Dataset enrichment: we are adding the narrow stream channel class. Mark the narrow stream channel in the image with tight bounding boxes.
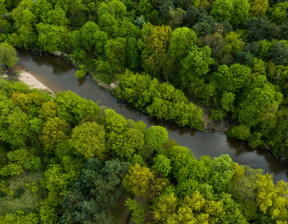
[16,49,288,182]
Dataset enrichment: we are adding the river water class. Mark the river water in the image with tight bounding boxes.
[16,49,288,182]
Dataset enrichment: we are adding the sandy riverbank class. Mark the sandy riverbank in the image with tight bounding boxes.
[2,65,53,94]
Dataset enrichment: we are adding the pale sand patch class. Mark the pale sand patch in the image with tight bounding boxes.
[18,71,53,93]
[3,65,53,94]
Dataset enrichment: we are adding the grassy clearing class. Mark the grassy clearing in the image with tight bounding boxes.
[0,171,43,215]
[92,71,115,84]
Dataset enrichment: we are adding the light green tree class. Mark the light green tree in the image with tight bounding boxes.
[145,126,169,151]
[104,108,128,133]
[40,117,70,151]
[108,128,145,160]
[231,0,250,26]
[168,27,197,60]
[69,122,106,160]
[36,23,70,52]
[181,45,214,88]
[152,154,172,177]
[105,37,126,73]
[210,0,233,22]
[0,43,18,68]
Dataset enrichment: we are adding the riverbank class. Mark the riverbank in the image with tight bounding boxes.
[48,51,225,132]
[15,49,288,182]
[2,65,53,94]
[200,105,229,133]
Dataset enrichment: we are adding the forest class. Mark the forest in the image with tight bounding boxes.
[0,0,288,158]
[0,79,287,223]
[0,0,288,223]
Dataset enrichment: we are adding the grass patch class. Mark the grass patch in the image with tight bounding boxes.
[0,171,43,215]
[92,71,115,84]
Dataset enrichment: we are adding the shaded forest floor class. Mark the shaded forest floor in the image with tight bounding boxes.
[0,171,43,215]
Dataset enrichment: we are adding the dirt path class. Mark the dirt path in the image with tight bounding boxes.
[0,198,35,209]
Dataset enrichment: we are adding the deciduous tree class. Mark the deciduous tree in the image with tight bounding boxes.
[0,43,18,68]
[69,122,106,160]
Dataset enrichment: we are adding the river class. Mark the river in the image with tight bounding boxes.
[16,49,288,182]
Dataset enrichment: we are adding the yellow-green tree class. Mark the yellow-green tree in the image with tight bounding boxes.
[250,0,269,17]
[123,163,169,199]
[40,117,70,151]
[69,122,106,160]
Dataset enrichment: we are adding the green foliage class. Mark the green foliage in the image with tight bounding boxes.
[116,71,204,130]
[60,158,129,224]
[221,92,235,112]
[104,108,128,134]
[0,80,287,223]
[108,128,145,160]
[0,43,18,68]
[126,37,140,70]
[236,83,282,127]
[0,211,39,224]
[256,174,274,213]
[2,0,288,221]
[168,27,197,60]
[38,100,57,120]
[105,37,126,73]
[74,69,86,79]
[126,198,147,224]
[145,126,169,151]
[152,154,172,177]
[250,0,269,17]
[5,110,31,148]
[44,163,79,198]
[213,63,251,93]
[123,163,169,199]
[40,117,70,151]
[7,147,41,171]
[181,45,214,88]
[36,23,70,52]
[210,0,233,22]
[56,91,100,126]
[229,125,251,141]
[268,42,288,66]
[70,122,106,160]
[0,163,23,177]
[141,24,173,78]
[268,2,288,25]
[231,0,250,26]
[210,154,235,193]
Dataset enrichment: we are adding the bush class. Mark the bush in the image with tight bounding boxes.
[75,69,86,78]
[14,187,25,198]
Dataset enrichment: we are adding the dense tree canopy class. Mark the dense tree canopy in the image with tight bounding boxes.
[1,0,288,222]
[0,80,287,224]
[1,0,288,159]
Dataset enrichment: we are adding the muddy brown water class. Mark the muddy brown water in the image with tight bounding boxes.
[16,49,288,182]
